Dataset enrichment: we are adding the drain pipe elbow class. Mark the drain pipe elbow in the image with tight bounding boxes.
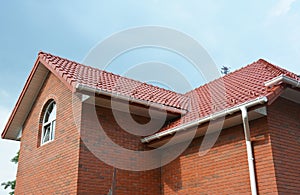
[241,106,250,141]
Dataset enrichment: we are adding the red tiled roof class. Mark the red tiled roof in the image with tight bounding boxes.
[38,52,190,110]
[161,59,300,131]
[3,51,299,140]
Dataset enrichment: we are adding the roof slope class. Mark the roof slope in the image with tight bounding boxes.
[160,59,300,131]
[39,52,189,110]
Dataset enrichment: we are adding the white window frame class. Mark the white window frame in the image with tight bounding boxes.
[41,100,56,145]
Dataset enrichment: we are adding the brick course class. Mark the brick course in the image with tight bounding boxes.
[268,97,300,194]
[162,117,278,194]
[77,103,161,194]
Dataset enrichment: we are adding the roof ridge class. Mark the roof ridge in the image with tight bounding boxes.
[184,61,254,95]
[185,58,299,95]
[257,58,300,81]
[39,51,103,72]
[39,51,205,98]
[38,51,187,96]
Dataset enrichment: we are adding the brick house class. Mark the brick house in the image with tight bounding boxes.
[2,52,300,194]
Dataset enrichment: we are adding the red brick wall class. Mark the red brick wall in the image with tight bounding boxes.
[15,73,82,194]
[15,71,298,195]
[161,117,278,194]
[77,102,161,194]
[268,97,300,194]
[15,72,161,195]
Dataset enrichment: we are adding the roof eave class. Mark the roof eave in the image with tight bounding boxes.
[75,83,188,116]
[1,58,48,140]
[264,74,300,88]
[141,96,268,143]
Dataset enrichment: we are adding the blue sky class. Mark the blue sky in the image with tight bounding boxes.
[1,0,300,194]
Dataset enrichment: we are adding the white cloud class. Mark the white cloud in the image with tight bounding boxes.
[270,0,297,16]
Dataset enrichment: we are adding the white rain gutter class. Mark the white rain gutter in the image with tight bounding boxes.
[75,83,187,115]
[141,96,268,143]
[240,106,257,195]
[264,74,300,88]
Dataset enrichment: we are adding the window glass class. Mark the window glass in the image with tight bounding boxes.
[41,100,56,145]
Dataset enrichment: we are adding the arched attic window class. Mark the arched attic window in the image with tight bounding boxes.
[41,100,56,145]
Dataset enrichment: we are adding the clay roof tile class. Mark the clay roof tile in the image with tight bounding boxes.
[38,52,189,110]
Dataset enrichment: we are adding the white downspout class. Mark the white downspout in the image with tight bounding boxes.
[240,106,257,195]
